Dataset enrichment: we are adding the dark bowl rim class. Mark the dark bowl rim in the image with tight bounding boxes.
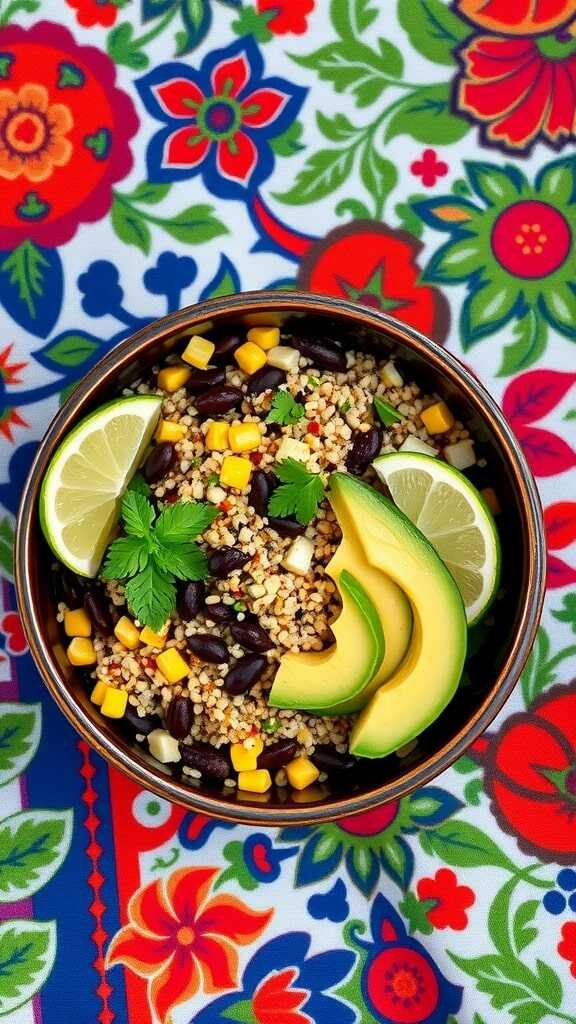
[15,289,546,826]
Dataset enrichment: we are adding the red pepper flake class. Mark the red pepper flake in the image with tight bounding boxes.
[308,421,320,435]
[141,657,157,670]
[164,491,179,504]
[250,451,263,465]
[219,500,232,512]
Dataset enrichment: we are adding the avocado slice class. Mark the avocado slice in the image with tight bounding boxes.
[268,569,384,714]
[326,517,412,709]
[329,473,467,758]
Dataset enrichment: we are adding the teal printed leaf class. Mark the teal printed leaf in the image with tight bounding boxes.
[275,147,355,205]
[360,145,397,211]
[123,182,171,205]
[0,809,73,901]
[0,919,56,1016]
[386,84,470,144]
[270,121,305,156]
[37,332,101,369]
[159,205,228,245]
[111,198,151,254]
[292,40,397,108]
[0,241,62,338]
[0,704,41,788]
[0,518,14,580]
[466,161,527,205]
[419,821,516,870]
[497,310,547,377]
[398,0,471,65]
[513,900,539,954]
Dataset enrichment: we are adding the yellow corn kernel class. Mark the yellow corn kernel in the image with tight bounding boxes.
[155,419,186,443]
[158,365,192,393]
[114,616,140,650]
[206,421,230,451]
[230,736,264,772]
[182,335,215,369]
[101,687,128,719]
[237,769,272,794]
[139,623,169,649]
[286,756,320,791]
[157,647,189,684]
[220,455,252,490]
[247,326,280,351]
[67,637,96,667]
[234,341,267,375]
[228,422,261,453]
[90,680,109,706]
[64,608,92,638]
[481,487,501,516]
[420,401,455,434]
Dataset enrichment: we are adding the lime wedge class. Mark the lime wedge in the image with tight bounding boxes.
[40,395,162,577]
[373,452,500,625]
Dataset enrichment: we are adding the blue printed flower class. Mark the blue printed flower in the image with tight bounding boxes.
[136,37,306,197]
[352,895,462,1024]
[78,260,124,317]
[192,932,355,1024]
[143,251,197,295]
[543,868,576,915]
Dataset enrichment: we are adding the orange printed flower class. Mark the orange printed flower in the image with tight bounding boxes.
[252,967,310,1024]
[0,83,72,183]
[458,0,575,35]
[106,867,272,1024]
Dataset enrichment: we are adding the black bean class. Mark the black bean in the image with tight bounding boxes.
[246,365,285,396]
[177,580,205,621]
[249,470,275,517]
[143,442,176,483]
[311,746,357,775]
[258,739,298,773]
[179,741,229,782]
[188,633,229,664]
[208,547,250,578]
[195,384,242,416]
[212,332,242,363]
[202,601,235,624]
[122,704,160,738]
[84,589,112,635]
[166,696,194,739]
[230,616,273,653]
[292,336,347,372]
[346,424,383,474]
[268,516,304,538]
[57,566,85,607]
[186,367,225,395]
[223,654,267,695]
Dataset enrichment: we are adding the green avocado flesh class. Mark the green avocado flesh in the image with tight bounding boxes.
[268,569,385,714]
[329,473,467,758]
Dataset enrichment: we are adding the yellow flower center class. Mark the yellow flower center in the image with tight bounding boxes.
[391,968,418,999]
[5,110,47,154]
[514,223,549,257]
[176,926,195,947]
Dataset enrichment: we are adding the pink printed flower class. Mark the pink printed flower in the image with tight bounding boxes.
[257,0,315,35]
[106,867,272,1024]
[410,149,448,188]
[502,370,576,479]
[417,869,475,930]
[137,37,306,198]
[544,502,576,588]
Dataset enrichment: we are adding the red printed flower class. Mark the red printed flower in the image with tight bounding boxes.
[0,21,137,248]
[544,502,576,589]
[502,369,576,479]
[106,867,272,1024]
[410,149,448,188]
[253,967,309,1024]
[416,869,475,930]
[297,221,450,344]
[65,0,119,28]
[257,0,315,35]
[0,345,26,385]
[484,682,576,864]
[458,0,575,35]
[0,612,28,655]
[559,921,576,979]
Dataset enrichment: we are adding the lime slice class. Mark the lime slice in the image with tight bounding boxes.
[40,395,162,577]
[373,452,500,625]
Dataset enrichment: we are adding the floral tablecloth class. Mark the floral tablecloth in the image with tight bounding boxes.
[1,1,576,1022]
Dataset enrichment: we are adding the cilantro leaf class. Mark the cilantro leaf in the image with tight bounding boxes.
[121,491,155,537]
[127,473,151,497]
[155,501,219,544]
[125,563,175,633]
[101,536,149,580]
[268,458,326,525]
[153,542,209,581]
[267,391,305,426]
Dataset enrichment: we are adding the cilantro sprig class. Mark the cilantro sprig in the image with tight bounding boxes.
[268,458,326,525]
[266,390,305,426]
[101,492,218,630]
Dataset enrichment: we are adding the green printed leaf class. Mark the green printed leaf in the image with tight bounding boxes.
[497,310,547,377]
[533,960,562,1007]
[0,518,14,580]
[0,704,41,788]
[38,332,101,369]
[552,594,576,634]
[386,84,470,144]
[536,157,576,205]
[0,810,73,901]
[463,777,483,806]
[450,952,538,1010]
[0,240,52,321]
[124,182,171,205]
[453,754,478,774]
[231,5,274,42]
[0,920,56,1016]
[111,198,151,254]
[107,22,149,70]
[270,121,305,156]
[336,198,372,219]
[395,200,424,238]
[360,145,397,211]
[520,626,576,706]
[513,900,539,954]
[419,821,516,870]
[398,891,434,935]
[292,40,395,107]
[317,111,359,143]
[460,279,518,348]
[159,205,228,245]
[398,0,469,65]
[466,162,527,205]
[275,147,355,205]
[331,0,379,38]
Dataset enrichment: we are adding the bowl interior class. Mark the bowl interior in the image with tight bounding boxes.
[17,293,543,824]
